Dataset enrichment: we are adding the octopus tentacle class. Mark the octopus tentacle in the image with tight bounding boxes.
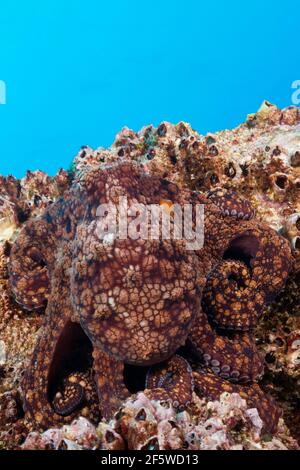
[21,246,86,429]
[201,224,291,332]
[22,312,74,429]
[188,309,264,383]
[143,388,174,405]
[92,348,130,420]
[52,380,85,416]
[8,159,292,436]
[207,188,255,220]
[246,226,292,302]
[9,218,53,310]
[145,355,194,410]
[53,370,100,422]
[220,226,291,302]
[8,193,79,311]
[193,369,282,434]
[22,313,95,428]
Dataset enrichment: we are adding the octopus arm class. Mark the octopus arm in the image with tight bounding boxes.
[9,218,54,310]
[188,309,264,383]
[143,388,174,405]
[22,311,74,429]
[193,369,282,434]
[22,253,84,429]
[9,193,83,311]
[52,380,85,417]
[218,224,292,302]
[145,355,194,410]
[92,348,130,420]
[207,188,255,220]
[201,223,292,331]
[202,259,266,330]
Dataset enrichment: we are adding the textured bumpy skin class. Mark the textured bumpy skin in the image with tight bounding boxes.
[9,160,292,432]
[52,378,85,416]
[193,369,282,434]
[202,260,264,330]
[207,188,255,220]
[188,309,265,383]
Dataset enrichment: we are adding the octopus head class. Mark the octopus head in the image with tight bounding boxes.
[70,218,200,366]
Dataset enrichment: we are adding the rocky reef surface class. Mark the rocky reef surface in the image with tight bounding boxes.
[21,392,298,450]
[0,102,299,450]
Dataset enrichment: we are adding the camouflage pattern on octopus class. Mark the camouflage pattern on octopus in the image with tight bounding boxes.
[8,159,292,433]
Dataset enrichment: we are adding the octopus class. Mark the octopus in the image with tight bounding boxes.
[8,159,292,433]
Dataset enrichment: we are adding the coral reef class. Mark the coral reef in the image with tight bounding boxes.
[8,158,290,433]
[0,102,299,450]
[72,101,300,239]
[0,242,42,396]
[0,170,70,244]
[0,171,71,448]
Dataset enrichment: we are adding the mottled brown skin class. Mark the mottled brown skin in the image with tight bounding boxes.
[92,349,130,419]
[145,193,291,433]
[10,162,200,426]
[188,309,264,383]
[53,380,85,417]
[145,355,281,434]
[52,370,99,419]
[207,188,255,220]
[145,355,194,411]
[9,161,292,432]
[202,259,264,330]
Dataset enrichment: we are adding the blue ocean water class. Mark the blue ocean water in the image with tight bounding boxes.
[0,0,299,178]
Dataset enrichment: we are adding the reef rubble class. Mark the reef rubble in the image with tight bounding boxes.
[0,102,299,450]
[21,392,298,450]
